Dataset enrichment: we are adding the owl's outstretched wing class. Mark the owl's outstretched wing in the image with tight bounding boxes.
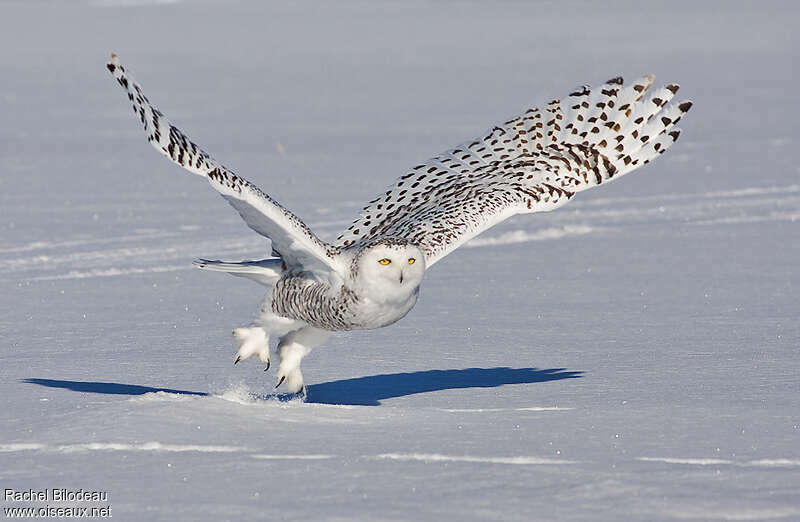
[338,75,692,267]
[107,54,342,276]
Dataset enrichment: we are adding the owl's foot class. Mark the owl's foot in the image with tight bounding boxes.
[273,326,331,394]
[275,361,304,394]
[232,326,270,369]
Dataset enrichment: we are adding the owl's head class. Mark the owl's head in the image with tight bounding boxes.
[351,238,426,301]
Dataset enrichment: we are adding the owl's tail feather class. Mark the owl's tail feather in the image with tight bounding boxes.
[194,258,283,286]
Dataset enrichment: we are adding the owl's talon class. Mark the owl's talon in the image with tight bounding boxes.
[264,360,270,371]
[275,375,285,389]
[234,355,241,365]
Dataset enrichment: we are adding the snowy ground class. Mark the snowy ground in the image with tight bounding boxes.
[1,1,798,520]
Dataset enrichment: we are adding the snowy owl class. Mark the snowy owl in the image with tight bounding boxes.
[107,54,692,394]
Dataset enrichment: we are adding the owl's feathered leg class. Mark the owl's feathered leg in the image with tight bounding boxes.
[275,326,331,394]
[233,291,306,370]
[232,326,270,368]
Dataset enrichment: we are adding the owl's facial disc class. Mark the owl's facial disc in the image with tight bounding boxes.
[355,241,425,300]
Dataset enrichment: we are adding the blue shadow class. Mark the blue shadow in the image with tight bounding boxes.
[23,367,581,406]
[306,367,582,406]
[22,378,208,397]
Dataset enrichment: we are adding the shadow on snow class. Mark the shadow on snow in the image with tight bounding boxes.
[21,378,208,397]
[306,367,582,406]
[22,367,582,406]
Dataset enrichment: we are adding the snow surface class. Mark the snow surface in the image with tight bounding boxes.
[1,1,798,520]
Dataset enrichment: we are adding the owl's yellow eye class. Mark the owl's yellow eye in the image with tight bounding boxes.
[378,258,391,265]
[408,258,416,265]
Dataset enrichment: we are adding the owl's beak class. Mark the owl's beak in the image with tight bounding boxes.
[399,271,404,284]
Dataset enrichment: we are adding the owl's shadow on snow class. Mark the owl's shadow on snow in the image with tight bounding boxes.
[306,367,581,405]
[21,378,209,397]
[22,367,581,406]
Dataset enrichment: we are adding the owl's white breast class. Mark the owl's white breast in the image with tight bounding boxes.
[353,285,420,330]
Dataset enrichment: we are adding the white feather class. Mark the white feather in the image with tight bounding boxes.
[194,258,283,286]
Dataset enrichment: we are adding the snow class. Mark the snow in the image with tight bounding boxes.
[1,1,798,520]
